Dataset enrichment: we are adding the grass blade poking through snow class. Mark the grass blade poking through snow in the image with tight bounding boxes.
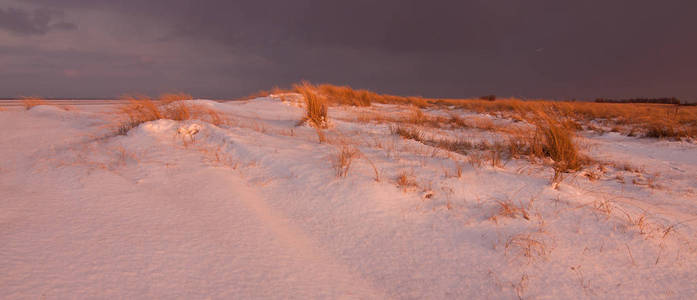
[535,116,583,172]
[332,145,358,177]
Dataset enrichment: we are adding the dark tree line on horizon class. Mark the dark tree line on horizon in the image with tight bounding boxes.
[595,97,683,105]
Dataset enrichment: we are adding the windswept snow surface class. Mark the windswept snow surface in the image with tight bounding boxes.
[1,99,697,299]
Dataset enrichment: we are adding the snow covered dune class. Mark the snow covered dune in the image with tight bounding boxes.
[1,100,696,298]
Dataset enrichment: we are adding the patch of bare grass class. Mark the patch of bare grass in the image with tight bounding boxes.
[159,92,193,104]
[295,82,328,129]
[534,116,584,172]
[644,121,691,139]
[115,95,225,135]
[492,197,535,222]
[265,83,697,139]
[332,145,358,177]
[21,97,48,110]
[317,84,372,106]
[390,125,424,142]
[117,97,163,134]
[395,170,419,192]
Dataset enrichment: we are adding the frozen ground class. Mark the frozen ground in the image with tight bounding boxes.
[1,98,696,299]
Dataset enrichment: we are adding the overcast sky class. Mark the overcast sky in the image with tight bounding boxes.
[1,0,696,100]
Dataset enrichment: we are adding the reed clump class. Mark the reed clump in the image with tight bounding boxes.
[295,82,329,129]
[116,93,223,135]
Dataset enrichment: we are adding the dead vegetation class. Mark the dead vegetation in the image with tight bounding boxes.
[295,82,329,129]
[353,107,508,134]
[21,97,48,110]
[533,115,585,172]
[391,116,586,175]
[505,233,549,262]
[332,145,358,177]
[115,93,224,135]
[267,84,593,184]
[264,83,697,140]
[158,92,193,104]
[395,170,419,192]
[246,86,291,100]
[494,199,532,221]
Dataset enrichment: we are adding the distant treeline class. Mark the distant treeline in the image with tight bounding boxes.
[595,97,681,104]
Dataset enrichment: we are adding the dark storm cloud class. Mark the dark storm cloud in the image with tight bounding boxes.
[5,0,697,99]
[0,7,76,35]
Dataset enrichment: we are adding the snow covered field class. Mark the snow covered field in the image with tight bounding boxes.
[1,97,696,299]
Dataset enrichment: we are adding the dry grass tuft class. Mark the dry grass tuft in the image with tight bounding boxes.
[488,146,505,168]
[295,82,328,129]
[332,145,358,177]
[164,102,193,121]
[407,106,427,124]
[644,121,694,139]
[115,94,224,135]
[317,84,372,106]
[505,234,548,261]
[390,125,423,141]
[395,170,419,192]
[204,108,224,126]
[494,199,532,221]
[21,97,48,110]
[117,97,163,134]
[625,213,649,235]
[535,117,583,172]
[468,152,484,168]
[593,198,614,216]
[159,92,193,104]
[314,127,327,143]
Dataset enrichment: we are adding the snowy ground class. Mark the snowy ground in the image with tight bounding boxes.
[1,98,696,299]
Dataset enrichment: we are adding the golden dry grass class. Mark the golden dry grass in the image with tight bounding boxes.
[115,95,224,135]
[395,170,419,192]
[390,125,424,141]
[164,102,193,121]
[332,145,358,177]
[246,86,285,99]
[159,92,193,104]
[294,82,328,129]
[442,100,696,139]
[21,97,48,110]
[117,98,162,135]
[533,114,584,172]
[315,84,372,106]
[391,120,585,175]
[270,83,697,139]
[494,200,531,220]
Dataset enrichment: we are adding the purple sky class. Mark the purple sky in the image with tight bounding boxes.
[1,0,696,100]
